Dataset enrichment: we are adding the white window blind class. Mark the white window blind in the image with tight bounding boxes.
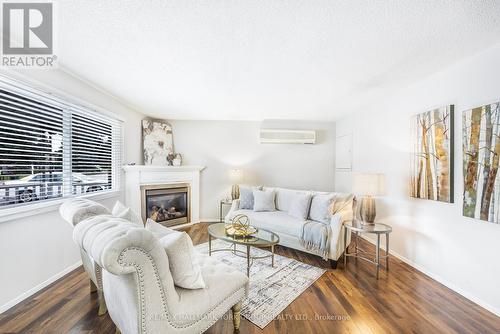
[0,77,123,208]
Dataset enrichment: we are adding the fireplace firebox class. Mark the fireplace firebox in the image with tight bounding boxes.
[140,183,190,227]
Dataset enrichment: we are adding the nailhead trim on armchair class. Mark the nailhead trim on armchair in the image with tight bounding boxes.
[118,247,246,333]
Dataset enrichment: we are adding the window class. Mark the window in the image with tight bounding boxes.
[0,77,123,208]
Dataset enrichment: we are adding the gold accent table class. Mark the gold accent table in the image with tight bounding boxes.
[208,223,280,277]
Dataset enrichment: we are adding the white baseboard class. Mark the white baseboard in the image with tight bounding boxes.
[170,221,198,230]
[200,218,220,223]
[171,219,219,230]
[358,235,500,317]
[0,260,82,314]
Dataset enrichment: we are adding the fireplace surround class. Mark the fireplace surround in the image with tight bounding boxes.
[123,165,205,227]
[141,183,190,227]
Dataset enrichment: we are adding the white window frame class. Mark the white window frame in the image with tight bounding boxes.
[0,74,124,223]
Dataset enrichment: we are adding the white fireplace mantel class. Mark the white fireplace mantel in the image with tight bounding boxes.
[122,165,206,226]
[122,165,205,173]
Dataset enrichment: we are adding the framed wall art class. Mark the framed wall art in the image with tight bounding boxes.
[410,105,454,203]
[142,119,174,165]
[463,101,500,223]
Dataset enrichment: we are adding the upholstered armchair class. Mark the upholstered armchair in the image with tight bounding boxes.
[72,214,249,334]
[59,198,111,315]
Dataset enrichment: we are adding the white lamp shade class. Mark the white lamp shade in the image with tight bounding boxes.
[352,173,385,196]
[229,169,243,183]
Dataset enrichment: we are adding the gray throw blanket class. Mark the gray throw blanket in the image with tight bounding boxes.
[300,220,330,260]
[300,194,355,260]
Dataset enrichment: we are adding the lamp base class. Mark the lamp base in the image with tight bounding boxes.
[360,196,376,224]
[231,184,240,200]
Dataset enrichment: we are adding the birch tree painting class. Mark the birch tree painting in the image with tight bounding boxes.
[410,106,454,202]
[463,102,500,223]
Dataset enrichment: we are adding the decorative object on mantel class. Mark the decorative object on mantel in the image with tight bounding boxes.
[352,172,385,224]
[410,105,454,203]
[229,168,243,200]
[463,101,500,223]
[173,153,182,166]
[225,214,258,237]
[166,153,175,166]
[142,119,174,165]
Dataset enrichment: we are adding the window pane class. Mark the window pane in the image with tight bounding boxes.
[70,112,112,195]
[0,89,64,206]
[0,79,122,210]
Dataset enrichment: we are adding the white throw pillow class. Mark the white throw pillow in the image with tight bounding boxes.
[146,218,178,239]
[275,188,306,212]
[288,192,312,220]
[308,194,335,223]
[112,201,143,225]
[112,200,129,217]
[253,189,276,212]
[239,185,262,209]
[159,232,206,289]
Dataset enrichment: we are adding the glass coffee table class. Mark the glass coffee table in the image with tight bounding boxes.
[208,223,280,277]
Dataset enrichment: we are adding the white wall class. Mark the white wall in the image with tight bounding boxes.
[0,68,145,312]
[336,43,500,316]
[169,119,336,219]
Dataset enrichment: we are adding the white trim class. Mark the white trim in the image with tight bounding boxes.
[200,218,220,223]
[122,165,206,172]
[0,260,82,314]
[0,190,121,223]
[152,219,216,230]
[170,221,199,230]
[358,235,500,317]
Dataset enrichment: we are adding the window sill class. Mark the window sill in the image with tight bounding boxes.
[0,190,121,224]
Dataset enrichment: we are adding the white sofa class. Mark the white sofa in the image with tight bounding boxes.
[225,187,356,268]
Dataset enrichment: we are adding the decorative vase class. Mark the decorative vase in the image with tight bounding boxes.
[231,184,240,200]
[173,153,182,166]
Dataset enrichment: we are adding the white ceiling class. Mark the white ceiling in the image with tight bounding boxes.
[56,1,500,121]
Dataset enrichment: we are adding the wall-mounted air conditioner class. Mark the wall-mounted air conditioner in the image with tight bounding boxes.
[259,129,316,144]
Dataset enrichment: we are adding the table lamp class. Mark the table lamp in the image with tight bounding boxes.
[229,169,243,200]
[352,172,385,224]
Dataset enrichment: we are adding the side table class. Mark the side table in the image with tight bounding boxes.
[219,199,233,222]
[343,220,392,279]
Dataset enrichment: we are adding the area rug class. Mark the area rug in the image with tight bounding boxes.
[195,239,326,328]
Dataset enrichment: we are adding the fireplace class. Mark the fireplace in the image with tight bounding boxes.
[123,165,204,226]
[140,183,190,227]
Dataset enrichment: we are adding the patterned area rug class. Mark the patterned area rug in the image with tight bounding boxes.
[195,239,326,328]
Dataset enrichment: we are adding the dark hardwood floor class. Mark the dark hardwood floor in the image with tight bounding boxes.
[1,223,499,333]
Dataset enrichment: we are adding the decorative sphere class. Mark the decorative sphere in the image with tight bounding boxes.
[229,214,251,235]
